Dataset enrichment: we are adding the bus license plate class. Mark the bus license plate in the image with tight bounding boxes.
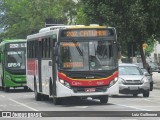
[85,88,96,92]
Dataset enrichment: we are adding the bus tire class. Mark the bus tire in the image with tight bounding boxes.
[53,97,61,105]
[35,89,42,101]
[99,95,108,104]
[49,79,52,96]
[34,79,41,101]
[133,93,138,97]
[24,86,28,91]
[4,87,10,92]
[1,77,4,91]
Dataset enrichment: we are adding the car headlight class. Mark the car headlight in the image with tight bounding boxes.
[141,77,148,83]
[118,77,125,84]
[59,79,70,88]
[109,77,118,87]
[146,76,152,82]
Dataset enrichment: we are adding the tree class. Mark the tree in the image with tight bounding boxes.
[76,0,160,69]
[0,0,76,39]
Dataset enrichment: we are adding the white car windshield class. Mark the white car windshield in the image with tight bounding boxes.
[119,66,143,75]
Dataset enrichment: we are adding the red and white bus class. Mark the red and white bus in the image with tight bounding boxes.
[26,25,120,105]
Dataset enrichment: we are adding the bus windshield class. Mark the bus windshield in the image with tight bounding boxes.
[59,40,116,71]
[6,50,26,69]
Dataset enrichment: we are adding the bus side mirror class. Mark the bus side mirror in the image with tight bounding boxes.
[52,47,58,63]
[49,61,52,66]
[117,44,121,59]
[53,47,58,56]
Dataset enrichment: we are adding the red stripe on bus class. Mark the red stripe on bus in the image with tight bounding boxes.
[58,71,118,87]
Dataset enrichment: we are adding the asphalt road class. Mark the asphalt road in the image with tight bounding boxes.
[0,88,159,111]
[0,72,160,120]
[0,88,160,119]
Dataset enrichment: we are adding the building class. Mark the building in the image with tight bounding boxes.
[148,41,160,64]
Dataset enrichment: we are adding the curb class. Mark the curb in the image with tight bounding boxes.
[153,84,160,89]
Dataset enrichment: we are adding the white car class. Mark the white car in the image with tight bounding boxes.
[134,63,153,91]
[118,63,150,97]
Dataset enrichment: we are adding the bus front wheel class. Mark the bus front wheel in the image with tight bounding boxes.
[99,95,108,104]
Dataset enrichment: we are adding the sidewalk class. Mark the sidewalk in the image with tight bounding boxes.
[152,72,160,89]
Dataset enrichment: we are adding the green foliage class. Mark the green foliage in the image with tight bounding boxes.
[0,0,76,39]
[145,37,157,55]
[1,0,160,58]
[76,0,160,56]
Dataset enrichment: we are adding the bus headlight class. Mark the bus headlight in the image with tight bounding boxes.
[59,79,70,88]
[109,77,118,87]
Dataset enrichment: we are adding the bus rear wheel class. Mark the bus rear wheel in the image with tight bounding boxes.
[34,81,41,101]
[4,87,10,92]
[99,95,108,104]
[35,92,42,101]
[53,97,62,105]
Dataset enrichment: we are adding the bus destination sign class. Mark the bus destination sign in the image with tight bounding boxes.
[9,43,26,49]
[61,29,114,37]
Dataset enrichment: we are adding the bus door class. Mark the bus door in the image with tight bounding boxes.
[0,50,5,88]
[52,40,57,96]
[37,40,42,92]
[41,39,52,95]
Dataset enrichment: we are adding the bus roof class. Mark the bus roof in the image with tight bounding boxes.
[39,25,112,33]
[0,39,26,47]
[27,25,116,40]
[0,39,26,44]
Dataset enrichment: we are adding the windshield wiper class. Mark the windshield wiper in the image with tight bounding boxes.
[129,74,139,75]
[71,39,83,56]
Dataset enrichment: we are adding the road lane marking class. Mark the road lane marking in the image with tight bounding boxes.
[9,98,38,111]
[0,95,5,98]
[144,99,160,104]
[115,103,151,111]
[74,106,88,108]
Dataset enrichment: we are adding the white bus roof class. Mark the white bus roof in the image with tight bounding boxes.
[39,25,110,33]
[27,25,115,40]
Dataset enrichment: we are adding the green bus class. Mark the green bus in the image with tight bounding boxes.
[0,39,27,92]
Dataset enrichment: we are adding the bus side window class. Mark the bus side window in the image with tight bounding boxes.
[48,38,51,58]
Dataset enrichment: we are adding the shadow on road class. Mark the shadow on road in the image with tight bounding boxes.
[42,97,115,106]
[0,87,33,93]
[110,94,143,98]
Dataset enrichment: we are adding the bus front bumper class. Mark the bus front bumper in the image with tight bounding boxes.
[56,81,119,97]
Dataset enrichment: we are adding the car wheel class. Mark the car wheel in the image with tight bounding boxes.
[143,91,149,97]
[99,95,108,104]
